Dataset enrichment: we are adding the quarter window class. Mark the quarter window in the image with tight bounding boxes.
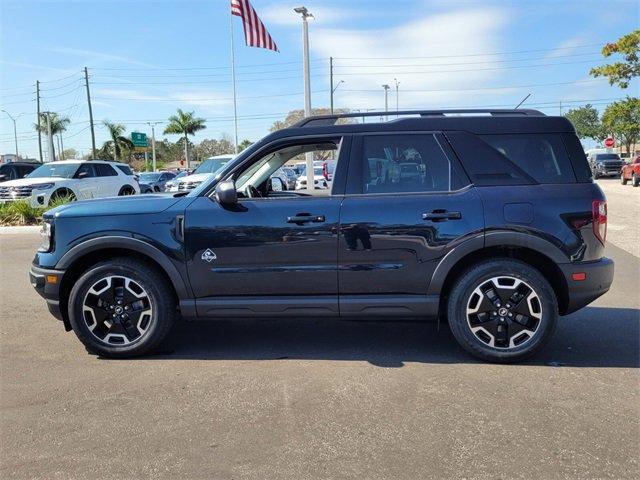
[360,134,466,194]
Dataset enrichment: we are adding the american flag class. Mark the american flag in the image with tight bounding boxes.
[231,0,279,52]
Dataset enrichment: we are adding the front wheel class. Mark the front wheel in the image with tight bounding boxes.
[447,259,557,363]
[621,172,628,185]
[68,258,176,358]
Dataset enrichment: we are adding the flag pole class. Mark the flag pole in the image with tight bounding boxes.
[230,10,239,154]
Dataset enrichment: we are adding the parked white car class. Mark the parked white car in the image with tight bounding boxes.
[169,155,234,192]
[295,166,328,190]
[0,160,139,207]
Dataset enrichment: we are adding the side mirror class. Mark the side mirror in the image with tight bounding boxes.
[0,174,6,181]
[215,179,237,205]
[270,176,284,192]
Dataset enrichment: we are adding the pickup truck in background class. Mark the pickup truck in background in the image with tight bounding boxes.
[620,155,640,187]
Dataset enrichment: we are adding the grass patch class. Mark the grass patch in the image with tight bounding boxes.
[0,196,74,226]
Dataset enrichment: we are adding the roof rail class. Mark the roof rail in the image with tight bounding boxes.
[294,109,545,127]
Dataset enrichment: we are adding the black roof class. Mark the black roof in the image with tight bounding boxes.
[263,109,575,143]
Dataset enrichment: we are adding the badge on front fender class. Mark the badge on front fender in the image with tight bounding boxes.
[201,249,217,263]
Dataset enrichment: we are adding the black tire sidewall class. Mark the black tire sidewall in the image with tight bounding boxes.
[447,259,558,363]
[68,259,174,357]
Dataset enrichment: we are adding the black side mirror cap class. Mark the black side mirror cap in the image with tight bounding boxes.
[215,180,237,205]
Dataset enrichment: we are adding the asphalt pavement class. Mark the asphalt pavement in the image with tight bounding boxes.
[1,222,639,479]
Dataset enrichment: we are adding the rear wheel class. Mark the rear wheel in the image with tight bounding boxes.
[447,259,557,363]
[633,173,639,187]
[68,258,175,358]
[118,185,136,196]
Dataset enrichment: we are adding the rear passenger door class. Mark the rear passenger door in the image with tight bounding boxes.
[74,163,99,199]
[338,133,484,316]
[94,163,121,197]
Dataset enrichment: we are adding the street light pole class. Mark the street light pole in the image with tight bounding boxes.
[382,84,390,120]
[147,122,160,172]
[42,111,55,162]
[393,78,400,114]
[1,110,18,157]
[294,6,315,192]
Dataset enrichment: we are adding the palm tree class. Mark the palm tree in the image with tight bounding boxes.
[102,120,134,161]
[34,112,70,161]
[163,109,206,169]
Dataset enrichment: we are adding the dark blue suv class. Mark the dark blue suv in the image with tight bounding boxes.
[30,109,614,362]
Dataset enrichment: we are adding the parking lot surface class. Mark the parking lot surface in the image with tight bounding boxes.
[1,185,638,480]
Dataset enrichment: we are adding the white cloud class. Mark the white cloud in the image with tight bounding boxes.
[310,8,511,110]
[46,47,156,69]
[544,37,590,59]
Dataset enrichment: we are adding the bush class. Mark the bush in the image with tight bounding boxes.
[0,196,73,226]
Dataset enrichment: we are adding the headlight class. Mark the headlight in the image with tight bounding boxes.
[33,183,55,190]
[38,221,53,252]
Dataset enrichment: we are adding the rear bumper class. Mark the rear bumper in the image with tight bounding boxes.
[29,264,65,322]
[560,257,614,314]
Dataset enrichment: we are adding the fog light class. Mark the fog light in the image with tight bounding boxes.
[37,195,45,205]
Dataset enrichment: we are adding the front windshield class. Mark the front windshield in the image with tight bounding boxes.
[139,172,161,181]
[596,154,620,161]
[27,163,79,179]
[194,157,232,174]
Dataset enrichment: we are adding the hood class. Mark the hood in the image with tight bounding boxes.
[0,177,64,187]
[178,173,214,183]
[45,194,183,219]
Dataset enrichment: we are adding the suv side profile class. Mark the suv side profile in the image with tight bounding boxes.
[30,109,614,362]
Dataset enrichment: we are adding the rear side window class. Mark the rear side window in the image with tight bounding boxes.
[95,163,118,177]
[479,134,576,184]
[116,165,133,175]
[360,134,467,194]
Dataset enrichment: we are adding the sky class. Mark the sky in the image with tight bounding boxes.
[1,0,639,160]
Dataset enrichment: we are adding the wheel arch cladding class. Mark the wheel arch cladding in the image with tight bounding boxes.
[432,244,569,316]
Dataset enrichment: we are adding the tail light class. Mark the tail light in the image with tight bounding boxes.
[592,200,607,245]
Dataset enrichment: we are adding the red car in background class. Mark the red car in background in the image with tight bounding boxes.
[620,155,640,187]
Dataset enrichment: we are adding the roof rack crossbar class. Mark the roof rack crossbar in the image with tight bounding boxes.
[294,108,545,127]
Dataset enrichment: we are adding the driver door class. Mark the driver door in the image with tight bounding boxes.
[184,136,350,317]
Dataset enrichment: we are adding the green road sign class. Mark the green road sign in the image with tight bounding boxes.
[131,132,148,148]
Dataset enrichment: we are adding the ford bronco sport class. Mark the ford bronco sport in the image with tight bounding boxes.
[30,109,614,362]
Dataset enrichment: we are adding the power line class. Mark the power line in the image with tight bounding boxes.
[342,79,603,93]
[88,58,326,72]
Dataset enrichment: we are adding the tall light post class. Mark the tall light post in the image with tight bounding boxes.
[42,111,55,162]
[1,110,18,157]
[294,6,315,191]
[382,84,390,120]
[147,122,160,172]
[393,78,400,113]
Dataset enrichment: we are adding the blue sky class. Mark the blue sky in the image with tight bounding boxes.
[1,0,638,159]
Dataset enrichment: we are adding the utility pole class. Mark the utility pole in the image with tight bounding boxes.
[331,80,344,115]
[393,78,400,113]
[42,111,54,162]
[59,132,64,158]
[84,67,96,158]
[1,110,18,157]
[329,57,333,114]
[559,100,563,116]
[36,81,43,162]
[147,122,160,172]
[382,84,390,119]
[294,6,315,192]
[56,135,63,160]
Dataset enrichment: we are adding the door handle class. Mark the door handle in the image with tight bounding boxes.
[422,210,462,222]
[287,214,326,224]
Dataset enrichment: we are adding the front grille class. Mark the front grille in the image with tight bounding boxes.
[0,185,33,200]
[177,181,201,191]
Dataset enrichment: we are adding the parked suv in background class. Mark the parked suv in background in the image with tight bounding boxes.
[0,160,138,206]
[138,171,176,193]
[620,155,640,186]
[169,155,234,192]
[30,109,613,362]
[589,153,625,178]
[0,162,40,182]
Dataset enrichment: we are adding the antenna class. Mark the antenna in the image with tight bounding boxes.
[515,93,532,109]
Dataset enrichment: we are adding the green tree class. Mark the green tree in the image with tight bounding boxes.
[61,148,78,159]
[590,30,640,89]
[34,112,70,161]
[163,109,206,169]
[237,139,253,152]
[194,136,235,161]
[269,108,350,132]
[601,97,640,154]
[564,104,604,142]
[102,121,135,162]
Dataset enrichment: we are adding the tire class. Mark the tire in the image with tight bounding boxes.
[48,189,76,206]
[118,185,136,196]
[68,257,176,358]
[592,170,599,179]
[633,174,639,187]
[447,259,557,363]
[621,172,628,185]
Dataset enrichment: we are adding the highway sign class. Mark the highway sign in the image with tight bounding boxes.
[131,132,148,148]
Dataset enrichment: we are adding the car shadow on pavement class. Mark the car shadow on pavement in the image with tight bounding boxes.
[131,306,639,368]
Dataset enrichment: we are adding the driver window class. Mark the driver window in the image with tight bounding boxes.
[234,139,341,199]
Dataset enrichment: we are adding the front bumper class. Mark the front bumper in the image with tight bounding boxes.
[30,264,66,323]
[560,257,614,314]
